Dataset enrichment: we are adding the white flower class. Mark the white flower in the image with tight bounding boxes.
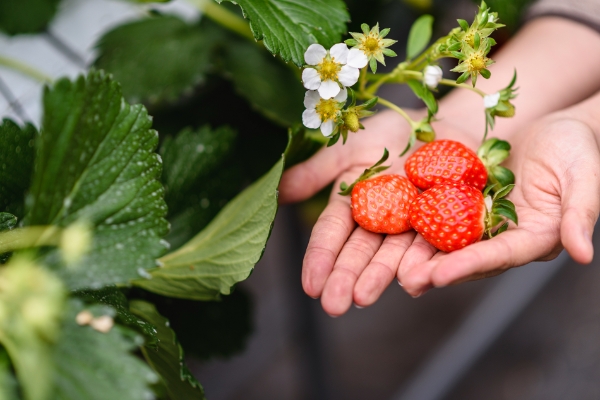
[423,65,443,89]
[483,92,501,108]
[302,88,348,136]
[302,43,365,99]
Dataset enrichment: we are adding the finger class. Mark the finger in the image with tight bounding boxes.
[279,144,350,204]
[560,158,600,264]
[397,234,438,282]
[302,197,355,298]
[425,228,554,288]
[353,231,417,307]
[320,228,384,316]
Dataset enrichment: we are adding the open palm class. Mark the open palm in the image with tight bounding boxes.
[399,117,600,296]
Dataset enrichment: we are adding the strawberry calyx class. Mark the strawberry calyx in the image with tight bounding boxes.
[478,137,515,189]
[482,183,518,238]
[339,148,390,195]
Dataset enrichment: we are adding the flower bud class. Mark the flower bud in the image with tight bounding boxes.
[483,92,500,108]
[423,65,443,89]
[494,101,515,117]
[343,111,361,133]
[60,221,92,265]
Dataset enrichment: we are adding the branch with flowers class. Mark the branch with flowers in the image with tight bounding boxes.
[301,1,517,153]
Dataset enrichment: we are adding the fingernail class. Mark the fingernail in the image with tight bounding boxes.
[397,280,403,287]
[412,288,430,298]
[309,296,319,300]
[354,304,364,309]
[327,313,339,318]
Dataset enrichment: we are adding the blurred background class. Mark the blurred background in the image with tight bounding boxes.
[2,0,600,399]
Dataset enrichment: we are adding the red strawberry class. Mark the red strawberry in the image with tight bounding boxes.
[409,184,486,252]
[351,174,419,234]
[405,140,487,191]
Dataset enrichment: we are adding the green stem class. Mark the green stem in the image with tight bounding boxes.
[190,0,254,41]
[359,67,367,92]
[0,226,61,254]
[365,94,417,128]
[439,78,486,96]
[0,56,53,84]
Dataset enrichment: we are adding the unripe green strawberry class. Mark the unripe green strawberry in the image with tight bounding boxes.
[405,140,487,191]
[409,184,486,252]
[351,174,419,234]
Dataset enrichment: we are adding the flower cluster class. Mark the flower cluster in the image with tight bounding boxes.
[302,26,396,139]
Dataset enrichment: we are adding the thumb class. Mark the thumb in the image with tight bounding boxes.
[279,144,350,204]
[560,156,600,264]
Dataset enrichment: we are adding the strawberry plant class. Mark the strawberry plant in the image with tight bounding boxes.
[0,0,520,397]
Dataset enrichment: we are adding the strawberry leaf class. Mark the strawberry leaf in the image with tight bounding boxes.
[215,0,349,67]
[0,0,60,35]
[493,184,515,200]
[284,126,326,169]
[407,80,438,115]
[132,157,283,300]
[129,300,206,400]
[407,15,433,59]
[221,37,305,127]
[493,205,518,225]
[25,71,170,290]
[0,119,36,218]
[95,15,219,107]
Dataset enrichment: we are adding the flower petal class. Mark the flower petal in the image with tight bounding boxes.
[334,87,348,102]
[302,68,321,90]
[320,119,335,136]
[347,48,368,68]
[305,44,327,65]
[318,79,341,99]
[423,65,443,88]
[303,90,321,109]
[329,43,349,64]
[338,65,359,87]
[483,92,501,108]
[302,109,322,129]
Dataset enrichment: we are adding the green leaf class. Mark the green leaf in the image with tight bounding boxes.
[133,157,284,300]
[0,213,17,263]
[407,80,438,115]
[130,300,205,400]
[165,164,244,250]
[0,0,61,35]
[221,38,305,127]
[480,68,491,79]
[493,184,515,200]
[406,14,433,59]
[0,213,16,233]
[25,71,169,290]
[456,71,470,84]
[0,119,36,218]
[457,18,469,31]
[493,205,518,225]
[161,126,237,215]
[52,300,158,400]
[490,166,515,187]
[76,287,158,347]
[284,126,325,169]
[94,15,219,106]
[400,133,416,157]
[216,0,349,67]
[0,347,18,400]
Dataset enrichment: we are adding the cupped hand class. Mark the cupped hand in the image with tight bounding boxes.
[279,110,477,316]
[399,116,600,297]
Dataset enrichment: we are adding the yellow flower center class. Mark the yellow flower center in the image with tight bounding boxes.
[318,58,341,81]
[466,52,487,72]
[315,99,340,122]
[360,36,381,57]
[464,31,475,47]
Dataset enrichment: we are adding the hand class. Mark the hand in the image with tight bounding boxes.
[279,110,478,315]
[399,116,600,297]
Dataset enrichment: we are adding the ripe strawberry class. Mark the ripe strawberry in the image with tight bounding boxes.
[405,140,487,191]
[409,184,485,252]
[409,183,518,252]
[351,174,419,234]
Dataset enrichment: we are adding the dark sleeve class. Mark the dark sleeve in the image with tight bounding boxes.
[526,0,600,33]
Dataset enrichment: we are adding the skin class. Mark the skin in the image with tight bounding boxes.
[279,17,600,316]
